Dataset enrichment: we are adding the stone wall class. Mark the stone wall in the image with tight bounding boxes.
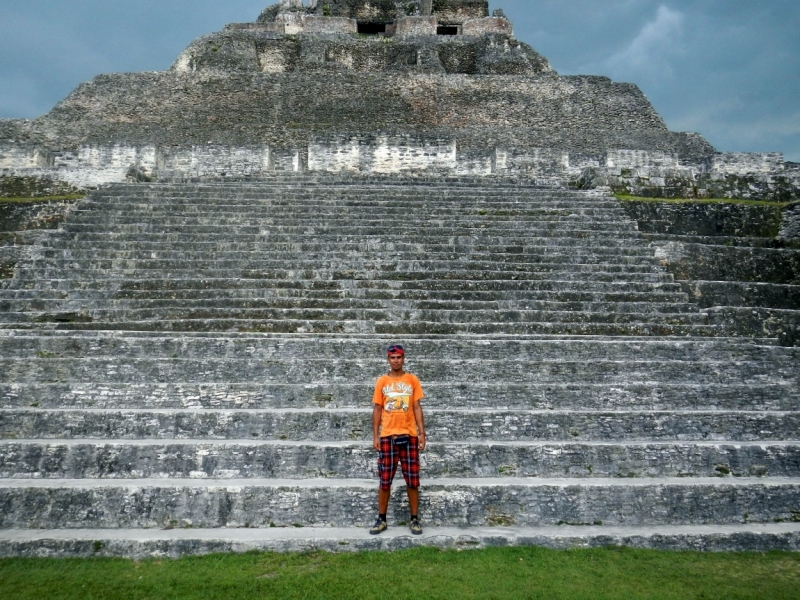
[0,144,49,170]
[308,135,456,173]
[578,165,800,202]
[620,201,784,238]
[462,17,512,36]
[0,175,83,198]
[171,30,551,76]
[4,140,797,190]
[712,153,784,175]
[158,145,271,178]
[290,1,487,22]
[626,197,800,344]
[395,16,437,37]
[779,203,800,240]
[604,150,678,169]
[0,198,78,280]
[433,0,488,23]
[16,72,698,157]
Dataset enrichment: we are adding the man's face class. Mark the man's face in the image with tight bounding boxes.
[387,352,405,371]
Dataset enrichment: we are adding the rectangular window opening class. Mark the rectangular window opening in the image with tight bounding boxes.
[437,26,459,35]
[358,22,387,35]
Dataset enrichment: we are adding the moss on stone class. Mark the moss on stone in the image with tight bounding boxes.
[614,194,792,208]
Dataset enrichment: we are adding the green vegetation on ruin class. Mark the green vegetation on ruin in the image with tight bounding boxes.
[1,546,799,599]
[614,194,793,208]
[0,195,85,204]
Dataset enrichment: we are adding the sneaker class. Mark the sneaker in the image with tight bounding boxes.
[369,518,388,535]
[409,517,423,535]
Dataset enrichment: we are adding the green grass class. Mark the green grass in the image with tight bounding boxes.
[0,195,85,204]
[1,547,799,599]
[614,194,792,208]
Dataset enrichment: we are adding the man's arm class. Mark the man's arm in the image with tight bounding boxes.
[413,401,426,451]
[372,403,382,451]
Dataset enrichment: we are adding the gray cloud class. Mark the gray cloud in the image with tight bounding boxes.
[1,1,797,160]
[499,0,800,160]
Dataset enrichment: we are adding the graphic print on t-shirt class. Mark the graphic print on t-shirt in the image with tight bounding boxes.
[382,381,413,413]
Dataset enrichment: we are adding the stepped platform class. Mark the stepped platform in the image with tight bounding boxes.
[0,179,798,557]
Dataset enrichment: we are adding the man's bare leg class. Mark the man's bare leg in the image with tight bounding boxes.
[407,487,419,516]
[378,488,391,514]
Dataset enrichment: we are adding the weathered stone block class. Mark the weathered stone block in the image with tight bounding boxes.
[713,153,784,176]
[395,16,437,37]
[462,17,512,36]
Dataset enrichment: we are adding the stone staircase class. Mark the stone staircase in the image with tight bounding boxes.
[0,178,798,557]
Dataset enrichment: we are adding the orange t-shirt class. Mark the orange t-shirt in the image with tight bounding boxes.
[372,373,424,437]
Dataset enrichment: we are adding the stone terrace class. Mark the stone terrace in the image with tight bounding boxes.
[0,177,798,557]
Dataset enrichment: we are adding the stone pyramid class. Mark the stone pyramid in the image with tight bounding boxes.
[0,2,797,557]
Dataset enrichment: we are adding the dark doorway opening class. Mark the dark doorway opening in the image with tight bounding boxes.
[437,26,459,35]
[358,22,387,35]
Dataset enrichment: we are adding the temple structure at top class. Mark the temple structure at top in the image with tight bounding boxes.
[255,0,505,36]
[171,0,550,75]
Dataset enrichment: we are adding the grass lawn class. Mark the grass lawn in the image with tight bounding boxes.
[1,547,799,600]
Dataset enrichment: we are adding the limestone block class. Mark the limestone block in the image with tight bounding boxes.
[157,145,271,177]
[433,0,488,23]
[271,148,306,171]
[223,23,285,33]
[500,149,569,177]
[371,136,456,173]
[606,150,679,169]
[712,153,784,176]
[462,17,512,36]
[394,16,437,37]
[277,12,305,34]
[779,203,800,240]
[0,145,52,169]
[308,137,363,172]
[302,16,357,34]
[456,152,493,175]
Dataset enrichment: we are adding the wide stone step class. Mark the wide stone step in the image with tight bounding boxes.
[93,189,609,201]
[3,524,799,557]
[23,258,663,275]
[3,381,795,411]
[12,269,673,284]
[682,281,800,311]
[1,440,797,480]
[0,318,722,336]
[9,354,787,384]
[49,232,649,246]
[1,333,792,365]
[1,408,795,442]
[0,288,691,305]
[0,477,797,528]
[33,238,656,255]
[37,249,658,266]
[69,204,630,216]
[64,217,637,231]
[0,299,703,318]
[8,277,684,294]
[75,192,620,201]
[71,206,631,221]
[58,223,635,236]
[37,230,654,246]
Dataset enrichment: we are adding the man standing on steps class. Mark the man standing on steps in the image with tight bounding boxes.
[370,344,426,535]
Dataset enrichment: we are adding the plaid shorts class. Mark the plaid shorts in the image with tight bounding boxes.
[378,436,420,491]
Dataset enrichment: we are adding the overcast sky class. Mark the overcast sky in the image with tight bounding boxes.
[0,1,797,160]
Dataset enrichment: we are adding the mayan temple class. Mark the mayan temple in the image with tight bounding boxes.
[0,1,798,557]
